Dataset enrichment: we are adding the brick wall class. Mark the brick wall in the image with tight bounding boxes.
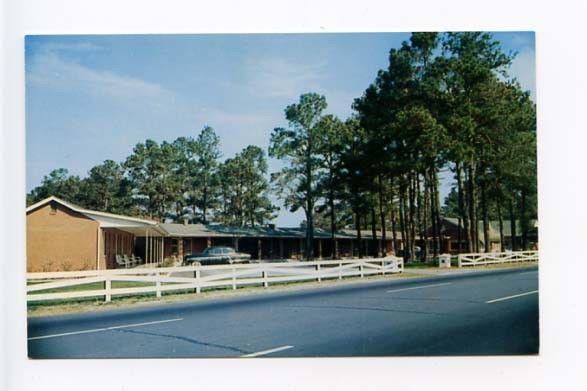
[26,202,100,272]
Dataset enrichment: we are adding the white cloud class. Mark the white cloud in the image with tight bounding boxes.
[41,42,104,52]
[244,57,328,99]
[197,106,272,127]
[27,50,177,108]
[508,47,536,100]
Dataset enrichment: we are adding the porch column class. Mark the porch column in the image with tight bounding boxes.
[156,235,160,263]
[146,229,150,265]
[350,239,354,258]
[234,237,239,251]
[177,237,183,260]
[318,239,323,259]
[257,238,262,260]
[299,239,303,259]
[333,238,338,259]
[206,237,212,248]
[96,227,101,270]
[279,239,284,259]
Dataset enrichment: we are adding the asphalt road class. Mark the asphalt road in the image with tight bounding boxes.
[28,266,539,358]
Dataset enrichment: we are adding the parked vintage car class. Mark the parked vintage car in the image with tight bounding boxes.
[184,246,252,265]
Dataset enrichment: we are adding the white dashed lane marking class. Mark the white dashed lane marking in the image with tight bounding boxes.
[28,318,184,340]
[486,290,538,304]
[386,282,452,293]
[241,345,294,357]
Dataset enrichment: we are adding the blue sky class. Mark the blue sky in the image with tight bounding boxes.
[25,32,535,226]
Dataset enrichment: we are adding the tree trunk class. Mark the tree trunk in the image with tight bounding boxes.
[356,211,363,258]
[416,173,424,261]
[509,199,517,251]
[481,178,490,253]
[457,217,462,253]
[203,187,208,224]
[521,189,528,250]
[497,200,505,252]
[456,161,471,252]
[371,207,378,257]
[432,168,443,254]
[408,173,417,261]
[378,175,387,257]
[306,202,314,260]
[390,183,399,256]
[467,163,478,252]
[422,172,430,260]
[399,183,409,263]
[429,167,441,257]
[329,189,337,259]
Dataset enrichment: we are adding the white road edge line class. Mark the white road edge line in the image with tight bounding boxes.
[486,290,538,304]
[387,282,452,293]
[28,318,184,340]
[241,345,294,358]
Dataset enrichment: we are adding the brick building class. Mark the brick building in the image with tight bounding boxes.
[26,196,398,271]
[26,196,165,272]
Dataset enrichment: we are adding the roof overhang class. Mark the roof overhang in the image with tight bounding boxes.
[27,196,166,235]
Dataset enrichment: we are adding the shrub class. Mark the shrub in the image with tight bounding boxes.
[61,261,73,271]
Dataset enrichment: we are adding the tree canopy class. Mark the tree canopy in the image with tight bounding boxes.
[28,32,536,259]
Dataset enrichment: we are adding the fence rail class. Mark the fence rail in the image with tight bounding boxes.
[457,250,538,267]
[27,256,404,303]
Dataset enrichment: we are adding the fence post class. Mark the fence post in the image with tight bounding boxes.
[316,263,321,282]
[195,268,201,294]
[263,268,269,288]
[105,276,111,303]
[360,263,364,278]
[232,267,237,290]
[457,255,463,268]
[381,259,385,275]
[339,261,342,280]
[156,271,161,298]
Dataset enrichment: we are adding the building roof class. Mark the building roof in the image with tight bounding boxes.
[160,223,362,239]
[442,217,538,241]
[488,219,538,237]
[340,229,410,240]
[26,196,165,235]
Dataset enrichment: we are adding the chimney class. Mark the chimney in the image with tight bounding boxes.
[183,218,189,226]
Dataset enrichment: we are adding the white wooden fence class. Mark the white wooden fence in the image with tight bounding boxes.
[457,250,538,267]
[27,256,404,303]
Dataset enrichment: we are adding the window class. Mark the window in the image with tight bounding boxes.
[170,239,178,255]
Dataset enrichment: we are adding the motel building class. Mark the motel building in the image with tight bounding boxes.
[26,196,398,272]
[26,196,166,272]
[27,197,531,272]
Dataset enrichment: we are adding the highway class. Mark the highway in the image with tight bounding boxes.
[28,267,539,358]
